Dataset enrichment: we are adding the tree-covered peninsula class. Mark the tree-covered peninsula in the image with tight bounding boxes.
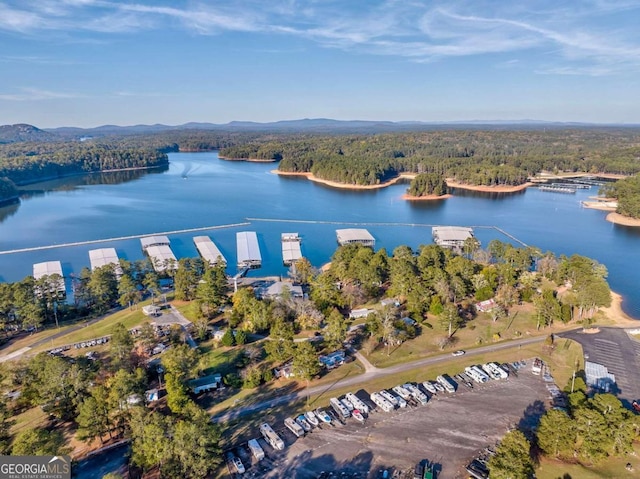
[219,129,640,187]
[602,174,640,219]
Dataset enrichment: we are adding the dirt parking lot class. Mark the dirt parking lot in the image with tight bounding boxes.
[227,363,552,479]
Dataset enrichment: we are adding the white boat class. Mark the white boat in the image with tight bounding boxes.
[422,381,437,394]
[352,409,365,423]
[433,382,445,393]
[305,410,319,427]
[285,417,305,437]
[232,457,245,474]
[315,408,332,424]
[296,414,311,432]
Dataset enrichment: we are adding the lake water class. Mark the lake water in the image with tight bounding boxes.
[1,151,638,318]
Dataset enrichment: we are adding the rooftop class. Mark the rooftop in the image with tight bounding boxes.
[140,235,170,249]
[432,226,474,243]
[33,261,63,279]
[336,228,375,245]
[193,235,226,265]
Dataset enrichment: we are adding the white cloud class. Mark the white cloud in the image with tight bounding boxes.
[1,1,640,75]
[0,87,84,101]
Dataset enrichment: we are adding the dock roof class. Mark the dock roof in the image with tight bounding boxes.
[236,231,261,263]
[140,235,170,250]
[146,245,177,272]
[432,226,474,243]
[89,248,121,272]
[193,236,226,266]
[336,228,375,246]
[33,261,63,279]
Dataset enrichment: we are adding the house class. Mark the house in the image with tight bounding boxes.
[142,305,161,317]
[254,281,304,300]
[274,362,295,379]
[381,298,400,308]
[319,350,346,369]
[349,308,374,319]
[188,374,223,394]
[476,298,497,312]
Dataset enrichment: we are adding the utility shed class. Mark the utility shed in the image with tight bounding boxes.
[432,226,474,249]
[236,231,261,269]
[89,248,123,276]
[281,233,302,266]
[336,228,375,247]
[33,261,65,295]
[193,236,226,266]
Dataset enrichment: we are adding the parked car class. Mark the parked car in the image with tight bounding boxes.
[452,350,465,357]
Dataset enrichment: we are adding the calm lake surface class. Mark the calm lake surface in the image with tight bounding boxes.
[1,151,638,318]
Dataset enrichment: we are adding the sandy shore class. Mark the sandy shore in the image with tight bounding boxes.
[606,212,640,227]
[273,170,414,190]
[601,291,640,326]
[446,180,533,193]
[402,193,452,201]
[581,201,617,212]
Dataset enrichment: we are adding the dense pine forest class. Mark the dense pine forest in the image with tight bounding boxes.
[602,174,640,218]
[219,130,640,187]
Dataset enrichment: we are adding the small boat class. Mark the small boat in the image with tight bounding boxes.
[315,408,332,424]
[305,410,319,427]
[296,414,311,432]
[433,382,445,393]
[352,409,365,423]
[422,381,437,394]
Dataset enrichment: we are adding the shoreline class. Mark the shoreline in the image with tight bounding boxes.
[581,201,617,212]
[273,170,414,190]
[606,212,640,227]
[402,193,452,201]
[446,180,533,193]
[220,156,276,163]
[602,291,640,326]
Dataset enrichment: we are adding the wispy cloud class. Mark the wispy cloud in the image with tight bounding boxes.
[0,87,84,101]
[1,1,640,75]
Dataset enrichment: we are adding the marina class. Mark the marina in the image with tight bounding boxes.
[140,236,177,272]
[193,235,226,266]
[281,233,302,266]
[236,231,262,270]
[537,185,577,194]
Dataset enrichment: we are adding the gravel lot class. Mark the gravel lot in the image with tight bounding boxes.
[226,362,552,479]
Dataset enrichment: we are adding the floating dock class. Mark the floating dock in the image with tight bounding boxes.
[33,261,65,295]
[88,248,123,276]
[432,226,474,250]
[193,236,226,266]
[140,235,177,272]
[236,231,261,269]
[552,182,590,189]
[336,228,375,247]
[538,185,576,194]
[281,233,302,266]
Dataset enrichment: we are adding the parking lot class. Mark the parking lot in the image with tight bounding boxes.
[225,362,552,479]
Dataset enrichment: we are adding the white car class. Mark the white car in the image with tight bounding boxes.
[452,350,466,357]
[232,457,245,474]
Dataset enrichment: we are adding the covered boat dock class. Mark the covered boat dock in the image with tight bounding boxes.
[336,228,375,247]
[33,261,65,295]
[236,231,262,269]
[140,235,177,272]
[88,248,123,276]
[281,233,302,266]
[193,236,226,266]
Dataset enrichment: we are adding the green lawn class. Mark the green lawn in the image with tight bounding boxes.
[536,443,640,479]
[9,406,49,435]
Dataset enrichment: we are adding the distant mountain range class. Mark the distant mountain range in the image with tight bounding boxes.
[0,118,638,143]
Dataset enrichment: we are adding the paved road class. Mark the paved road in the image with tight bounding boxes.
[560,327,640,404]
[213,334,548,422]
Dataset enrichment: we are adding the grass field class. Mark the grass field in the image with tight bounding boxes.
[536,443,640,479]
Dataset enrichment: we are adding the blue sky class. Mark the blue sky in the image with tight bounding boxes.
[1,0,640,127]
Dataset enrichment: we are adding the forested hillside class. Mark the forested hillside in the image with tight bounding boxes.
[219,129,640,186]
